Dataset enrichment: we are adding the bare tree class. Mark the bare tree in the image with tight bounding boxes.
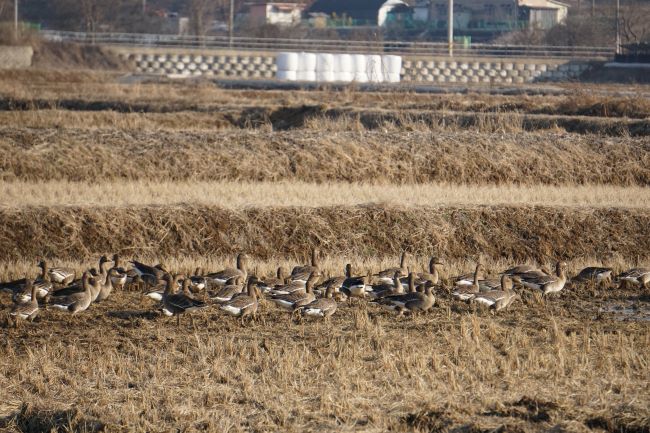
[0,0,12,19]
[188,0,215,36]
[620,4,650,43]
[79,0,104,33]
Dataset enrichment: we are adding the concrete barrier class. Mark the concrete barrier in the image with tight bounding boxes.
[110,46,592,84]
[0,46,33,69]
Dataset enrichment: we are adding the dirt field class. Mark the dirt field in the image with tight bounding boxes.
[0,70,648,433]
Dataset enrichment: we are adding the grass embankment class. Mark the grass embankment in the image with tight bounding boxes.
[2,128,649,185]
[0,205,647,263]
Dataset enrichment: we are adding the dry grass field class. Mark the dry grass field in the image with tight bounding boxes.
[0,70,648,433]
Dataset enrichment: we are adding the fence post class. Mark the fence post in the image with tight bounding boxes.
[447,0,454,57]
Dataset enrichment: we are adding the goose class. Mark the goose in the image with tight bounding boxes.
[208,276,244,303]
[189,267,208,292]
[452,261,484,287]
[162,274,208,326]
[367,271,403,299]
[473,275,519,312]
[271,271,317,311]
[12,278,53,303]
[503,264,541,276]
[257,267,287,293]
[268,279,307,296]
[48,271,93,314]
[452,263,482,301]
[1,260,52,299]
[110,254,128,291]
[517,261,568,295]
[90,256,112,302]
[411,256,445,287]
[476,274,514,293]
[219,277,260,325]
[573,267,613,285]
[298,286,338,320]
[10,279,39,325]
[341,264,370,298]
[131,260,168,280]
[372,272,415,308]
[373,276,435,315]
[40,260,76,287]
[96,268,121,302]
[617,268,650,289]
[144,277,169,301]
[7,260,55,302]
[290,248,320,284]
[375,251,408,284]
[314,264,350,296]
[207,253,249,285]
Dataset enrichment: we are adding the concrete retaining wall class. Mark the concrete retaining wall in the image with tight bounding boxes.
[401,58,590,83]
[113,47,276,79]
[0,46,33,69]
[111,46,591,83]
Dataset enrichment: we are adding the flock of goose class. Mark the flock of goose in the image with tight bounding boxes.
[2,250,649,327]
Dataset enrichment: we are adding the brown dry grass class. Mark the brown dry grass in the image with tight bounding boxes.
[0,204,648,263]
[2,127,649,185]
[0,282,648,432]
[1,69,650,119]
[1,107,647,137]
[2,180,649,209]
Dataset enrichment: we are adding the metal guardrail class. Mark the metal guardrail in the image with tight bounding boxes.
[41,30,615,59]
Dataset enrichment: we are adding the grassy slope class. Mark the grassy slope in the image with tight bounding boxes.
[2,128,649,185]
[0,205,647,263]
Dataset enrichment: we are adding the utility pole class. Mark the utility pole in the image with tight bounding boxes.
[14,0,18,41]
[229,0,235,48]
[591,0,595,16]
[447,0,453,57]
[142,0,146,15]
[615,0,620,54]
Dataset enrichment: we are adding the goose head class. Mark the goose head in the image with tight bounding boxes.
[430,256,445,272]
[236,253,249,271]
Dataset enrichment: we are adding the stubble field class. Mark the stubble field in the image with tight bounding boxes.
[0,69,648,433]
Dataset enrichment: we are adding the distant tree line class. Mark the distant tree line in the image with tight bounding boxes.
[0,0,647,46]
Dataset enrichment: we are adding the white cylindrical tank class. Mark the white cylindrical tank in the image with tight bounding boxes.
[298,52,317,72]
[296,70,317,81]
[352,54,368,83]
[276,52,299,71]
[276,70,297,81]
[316,70,335,82]
[316,53,335,73]
[366,55,384,82]
[382,55,402,78]
[334,54,354,73]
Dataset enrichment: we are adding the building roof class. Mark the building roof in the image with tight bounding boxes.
[518,0,569,9]
[306,0,389,21]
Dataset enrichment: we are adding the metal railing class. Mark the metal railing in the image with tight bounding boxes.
[41,30,615,59]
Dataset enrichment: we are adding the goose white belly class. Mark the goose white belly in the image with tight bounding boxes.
[145,291,163,301]
[346,284,368,297]
[271,299,297,311]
